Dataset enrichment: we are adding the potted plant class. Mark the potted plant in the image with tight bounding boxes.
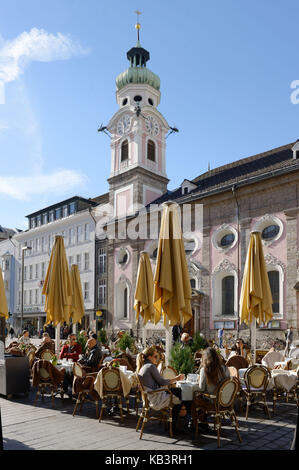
[76,332,87,354]
[117,332,134,353]
[169,342,195,375]
[97,328,107,345]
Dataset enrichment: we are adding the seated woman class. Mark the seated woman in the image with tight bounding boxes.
[137,346,186,433]
[191,347,230,432]
[227,339,252,365]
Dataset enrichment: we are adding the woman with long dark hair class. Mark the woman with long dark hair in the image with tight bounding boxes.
[191,347,230,432]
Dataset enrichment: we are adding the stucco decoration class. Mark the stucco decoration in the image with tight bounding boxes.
[252,214,284,246]
[211,224,238,253]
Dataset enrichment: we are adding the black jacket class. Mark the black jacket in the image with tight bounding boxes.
[81,344,102,369]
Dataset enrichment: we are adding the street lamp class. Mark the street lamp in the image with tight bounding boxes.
[21,246,32,332]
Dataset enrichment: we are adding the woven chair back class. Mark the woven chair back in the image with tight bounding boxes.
[40,349,55,361]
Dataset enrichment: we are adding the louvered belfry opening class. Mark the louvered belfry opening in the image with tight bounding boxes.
[121,140,129,161]
[147,139,155,162]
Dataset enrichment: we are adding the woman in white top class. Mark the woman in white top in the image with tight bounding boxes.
[191,347,230,432]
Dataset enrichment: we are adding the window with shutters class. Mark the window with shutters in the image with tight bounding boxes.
[268,270,279,313]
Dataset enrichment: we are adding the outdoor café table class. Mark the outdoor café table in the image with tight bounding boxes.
[175,379,200,401]
[239,367,297,393]
[55,360,74,374]
[271,369,298,393]
[93,368,135,398]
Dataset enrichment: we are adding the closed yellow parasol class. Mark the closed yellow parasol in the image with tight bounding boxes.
[70,264,85,324]
[240,231,273,326]
[0,267,8,320]
[239,231,273,363]
[134,251,160,325]
[153,202,192,327]
[42,235,73,326]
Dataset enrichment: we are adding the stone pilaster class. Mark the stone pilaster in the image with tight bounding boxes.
[201,225,211,338]
[284,208,299,332]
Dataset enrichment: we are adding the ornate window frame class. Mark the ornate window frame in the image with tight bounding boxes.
[264,253,285,319]
[116,247,130,269]
[252,214,284,246]
[115,274,131,322]
[211,224,238,253]
[212,259,238,321]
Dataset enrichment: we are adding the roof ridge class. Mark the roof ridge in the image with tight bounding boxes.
[192,141,296,184]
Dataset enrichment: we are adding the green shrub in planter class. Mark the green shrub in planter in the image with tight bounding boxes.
[169,342,195,375]
[76,332,87,354]
[117,332,134,352]
[191,331,208,353]
[98,328,107,345]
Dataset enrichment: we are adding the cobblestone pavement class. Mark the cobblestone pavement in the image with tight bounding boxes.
[0,390,297,451]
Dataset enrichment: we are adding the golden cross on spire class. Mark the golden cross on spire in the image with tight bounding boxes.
[135,10,142,42]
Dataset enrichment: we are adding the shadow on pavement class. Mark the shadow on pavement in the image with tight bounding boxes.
[3,438,33,450]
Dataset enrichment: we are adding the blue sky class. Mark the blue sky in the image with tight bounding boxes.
[1,0,299,229]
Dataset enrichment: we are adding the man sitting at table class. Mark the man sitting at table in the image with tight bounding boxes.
[35,332,55,359]
[78,338,102,372]
[59,333,82,362]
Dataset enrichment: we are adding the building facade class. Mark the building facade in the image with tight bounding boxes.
[93,36,299,347]
[11,196,97,334]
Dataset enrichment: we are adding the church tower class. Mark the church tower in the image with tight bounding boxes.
[106,19,169,219]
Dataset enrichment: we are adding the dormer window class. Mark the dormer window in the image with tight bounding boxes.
[184,187,189,195]
[181,179,197,196]
[147,140,156,162]
[121,140,129,162]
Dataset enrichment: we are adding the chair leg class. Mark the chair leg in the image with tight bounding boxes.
[245,395,250,420]
[118,396,124,423]
[34,389,40,406]
[99,397,106,422]
[263,394,271,419]
[51,387,56,409]
[73,393,82,417]
[136,409,144,431]
[232,411,242,443]
[126,398,130,414]
[169,408,173,438]
[95,401,99,418]
[140,409,148,439]
[216,415,221,448]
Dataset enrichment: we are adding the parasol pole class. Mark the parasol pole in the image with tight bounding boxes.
[55,322,61,355]
[251,317,257,364]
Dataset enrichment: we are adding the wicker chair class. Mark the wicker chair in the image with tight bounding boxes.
[33,361,64,408]
[135,373,175,439]
[228,366,243,410]
[98,367,129,423]
[162,366,178,380]
[242,365,271,419]
[193,378,242,448]
[72,363,100,418]
[226,355,249,370]
[40,349,55,361]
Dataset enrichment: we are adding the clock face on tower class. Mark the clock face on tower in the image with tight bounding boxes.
[145,115,159,136]
[117,114,131,135]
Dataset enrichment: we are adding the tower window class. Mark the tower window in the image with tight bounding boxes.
[148,98,154,106]
[122,98,128,106]
[121,140,129,162]
[134,95,142,102]
[147,139,156,162]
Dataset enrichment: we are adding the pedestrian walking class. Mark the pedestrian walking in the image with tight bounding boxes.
[218,327,224,349]
[284,326,294,357]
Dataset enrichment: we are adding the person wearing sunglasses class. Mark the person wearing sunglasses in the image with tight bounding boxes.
[137,346,185,434]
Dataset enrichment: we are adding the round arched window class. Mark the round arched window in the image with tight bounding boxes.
[220,233,235,247]
[122,98,128,106]
[134,95,142,102]
[148,98,154,106]
[262,225,280,240]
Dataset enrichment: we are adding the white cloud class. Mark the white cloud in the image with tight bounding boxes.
[0,29,89,204]
[0,169,87,201]
[0,28,89,84]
